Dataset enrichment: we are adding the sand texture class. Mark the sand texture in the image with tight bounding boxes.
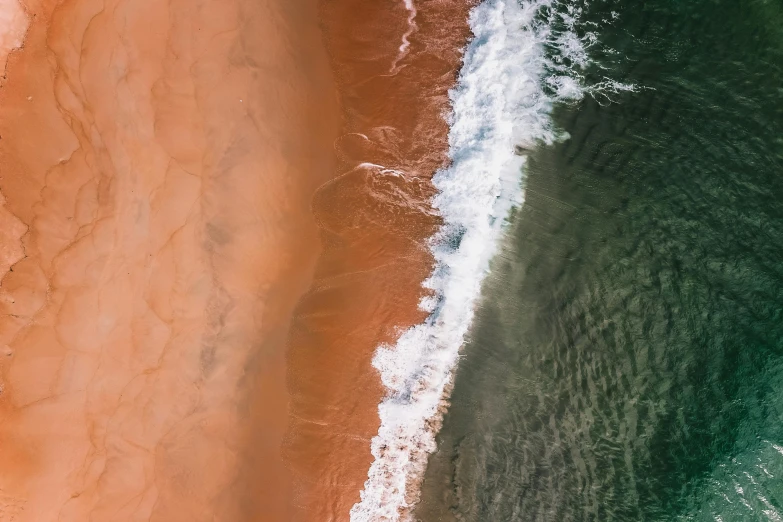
[0,0,338,520]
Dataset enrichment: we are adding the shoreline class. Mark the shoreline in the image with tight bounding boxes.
[283,1,476,520]
[0,0,338,520]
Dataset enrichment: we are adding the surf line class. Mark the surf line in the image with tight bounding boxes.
[350,0,594,520]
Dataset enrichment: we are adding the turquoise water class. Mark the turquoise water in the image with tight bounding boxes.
[417,0,783,520]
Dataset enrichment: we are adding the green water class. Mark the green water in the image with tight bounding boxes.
[417,0,783,520]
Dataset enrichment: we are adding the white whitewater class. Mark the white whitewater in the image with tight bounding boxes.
[350,0,632,520]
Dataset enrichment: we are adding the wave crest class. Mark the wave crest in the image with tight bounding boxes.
[350,1,635,520]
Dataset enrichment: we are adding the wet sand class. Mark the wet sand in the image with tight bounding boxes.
[0,0,337,520]
[283,1,476,520]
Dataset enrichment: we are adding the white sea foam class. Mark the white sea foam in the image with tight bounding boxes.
[350,1,632,520]
[391,0,418,73]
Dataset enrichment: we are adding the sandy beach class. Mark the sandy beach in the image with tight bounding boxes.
[0,0,338,520]
[0,0,481,519]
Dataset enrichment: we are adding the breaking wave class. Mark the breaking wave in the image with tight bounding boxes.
[350,1,636,520]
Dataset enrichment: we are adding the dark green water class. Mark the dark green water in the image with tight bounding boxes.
[417,0,783,520]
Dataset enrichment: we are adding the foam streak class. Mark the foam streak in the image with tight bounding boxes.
[390,0,417,73]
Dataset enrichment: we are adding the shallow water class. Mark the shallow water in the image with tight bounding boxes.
[417,0,783,520]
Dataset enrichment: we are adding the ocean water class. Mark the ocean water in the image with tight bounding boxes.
[415,0,783,520]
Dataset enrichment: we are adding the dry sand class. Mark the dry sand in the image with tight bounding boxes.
[0,0,338,520]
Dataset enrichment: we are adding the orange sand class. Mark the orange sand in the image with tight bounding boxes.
[283,1,476,520]
[0,0,338,520]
